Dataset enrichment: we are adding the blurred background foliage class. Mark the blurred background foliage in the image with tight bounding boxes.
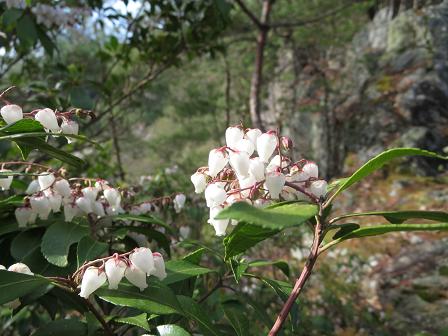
[1,0,447,335]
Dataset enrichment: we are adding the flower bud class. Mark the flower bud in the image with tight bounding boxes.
[82,186,99,202]
[225,126,244,148]
[249,157,265,182]
[302,162,319,179]
[235,138,255,156]
[245,128,262,147]
[15,207,34,227]
[0,169,13,190]
[35,108,60,132]
[1,104,23,124]
[265,171,286,199]
[76,196,93,214]
[125,264,147,291]
[191,172,207,193]
[173,194,186,213]
[26,179,40,195]
[208,206,229,236]
[229,151,250,177]
[103,188,121,208]
[151,252,167,280]
[129,247,155,275]
[105,258,126,289]
[64,204,78,222]
[256,132,278,163]
[204,183,227,208]
[61,119,79,143]
[309,180,327,198]
[208,149,228,178]
[48,193,62,212]
[79,267,107,298]
[53,179,71,197]
[38,173,55,191]
[8,263,33,275]
[30,195,51,219]
[280,136,293,151]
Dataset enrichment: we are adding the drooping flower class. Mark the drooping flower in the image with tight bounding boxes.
[105,258,126,290]
[151,252,167,280]
[235,138,255,156]
[82,187,99,202]
[129,247,155,275]
[173,194,186,213]
[53,179,71,197]
[265,171,286,199]
[249,157,265,182]
[229,151,250,177]
[0,169,13,190]
[26,179,40,195]
[256,132,278,163]
[309,180,327,198]
[204,183,227,208]
[8,263,33,275]
[208,149,228,178]
[191,172,207,193]
[302,162,319,179]
[38,172,55,191]
[92,201,105,217]
[35,108,60,131]
[15,207,34,227]
[79,267,107,298]
[225,126,244,148]
[48,193,62,212]
[30,195,51,219]
[61,119,79,143]
[125,264,147,291]
[64,203,78,222]
[103,188,121,209]
[0,104,23,124]
[245,128,262,147]
[238,174,256,198]
[76,196,93,214]
[208,206,229,236]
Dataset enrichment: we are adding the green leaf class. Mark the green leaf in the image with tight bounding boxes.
[163,260,215,285]
[223,223,279,260]
[216,202,318,230]
[0,118,44,133]
[156,324,191,336]
[248,259,290,277]
[331,223,360,240]
[331,210,448,224]
[0,270,50,305]
[326,148,447,204]
[177,295,222,336]
[2,8,23,26]
[77,236,108,268]
[113,214,174,233]
[16,14,38,48]
[31,319,87,336]
[10,228,43,262]
[41,221,89,267]
[97,280,183,315]
[115,313,150,331]
[222,301,249,336]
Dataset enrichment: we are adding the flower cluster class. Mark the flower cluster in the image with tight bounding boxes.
[191,125,328,236]
[77,248,167,298]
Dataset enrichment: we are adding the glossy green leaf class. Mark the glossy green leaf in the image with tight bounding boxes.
[222,301,249,336]
[177,295,222,336]
[331,210,448,224]
[77,236,108,268]
[97,280,182,315]
[331,223,360,240]
[223,223,279,260]
[115,313,150,331]
[16,14,38,48]
[248,259,290,277]
[0,270,50,304]
[31,319,87,336]
[216,202,318,229]
[41,221,89,267]
[163,260,215,285]
[11,228,43,261]
[157,324,191,336]
[2,8,23,26]
[0,118,44,133]
[326,148,447,204]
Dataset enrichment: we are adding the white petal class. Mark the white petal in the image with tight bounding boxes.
[265,172,286,199]
[229,151,250,177]
[302,162,319,179]
[26,180,40,195]
[208,206,229,236]
[204,183,227,208]
[235,138,254,156]
[249,157,265,182]
[151,253,167,280]
[48,193,62,212]
[129,247,155,275]
[15,207,33,227]
[208,149,228,178]
[79,267,107,298]
[35,108,60,131]
[256,133,278,163]
[30,195,51,219]
[125,265,148,291]
[190,172,207,193]
[76,196,93,214]
[105,259,126,290]
[53,179,71,197]
[0,169,13,191]
[64,204,78,222]
[173,194,186,213]
[245,128,262,147]
[310,180,327,198]
[82,187,99,202]
[8,263,33,275]
[38,173,55,191]
[1,104,23,124]
[225,126,244,148]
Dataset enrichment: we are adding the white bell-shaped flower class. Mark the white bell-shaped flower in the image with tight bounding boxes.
[204,183,227,208]
[256,132,278,163]
[103,188,121,208]
[129,247,155,275]
[79,267,107,298]
[235,138,255,156]
[151,252,167,280]
[61,119,79,143]
[125,264,148,291]
[238,174,256,198]
[0,265,5,270]
[208,149,228,178]
[35,108,60,132]
[64,204,78,222]
[26,179,40,195]
[38,173,55,191]
[76,196,93,214]
[48,193,62,213]
[208,206,229,236]
[94,179,109,190]
[249,157,265,182]
[229,151,250,177]
[92,201,105,217]
[245,128,262,147]
[309,180,327,198]
[265,171,286,199]
[225,126,244,148]
[190,172,207,193]
[1,104,23,124]
[302,162,319,179]
[53,179,71,197]
[82,186,99,202]
[267,155,288,173]
[173,194,186,213]
[0,169,13,191]
[15,207,34,228]
[8,262,33,275]
[30,195,51,219]
[287,170,309,183]
[105,258,127,289]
